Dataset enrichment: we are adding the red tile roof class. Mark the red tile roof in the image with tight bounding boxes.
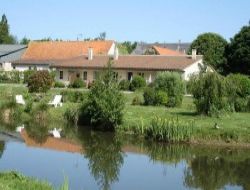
[153,46,184,56]
[49,55,202,71]
[21,40,114,60]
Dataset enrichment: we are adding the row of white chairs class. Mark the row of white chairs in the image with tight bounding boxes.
[16,95,63,108]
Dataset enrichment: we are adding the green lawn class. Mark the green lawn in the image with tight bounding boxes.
[0,171,53,190]
[1,84,250,145]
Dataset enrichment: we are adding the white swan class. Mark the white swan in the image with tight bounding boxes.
[16,124,25,133]
[48,128,62,138]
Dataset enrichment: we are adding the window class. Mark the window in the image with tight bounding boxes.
[13,66,16,70]
[59,71,63,79]
[113,72,118,79]
[76,73,80,78]
[83,71,87,80]
[29,66,32,70]
[138,72,144,77]
[94,71,99,80]
[128,72,133,81]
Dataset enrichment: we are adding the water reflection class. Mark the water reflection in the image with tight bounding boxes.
[1,123,250,190]
[79,130,124,190]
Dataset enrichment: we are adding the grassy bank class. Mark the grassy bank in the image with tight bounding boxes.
[0,84,250,145]
[0,171,53,190]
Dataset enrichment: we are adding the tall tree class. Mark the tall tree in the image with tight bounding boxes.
[189,33,228,73]
[0,14,16,44]
[225,23,250,75]
[20,37,31,44]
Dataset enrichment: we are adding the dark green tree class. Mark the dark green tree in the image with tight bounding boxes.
[189,33,227,73]
[225,23,250,75]
[20,37,31,45]
[0,14,16,44]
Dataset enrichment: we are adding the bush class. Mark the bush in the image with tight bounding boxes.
[119,79,130,91]
[0,71,21,83]
[23,70,35,83]
[132,95,143,105]
[130,75,146,91]
[226,74,250,98]
[54,81,65,88]
[154,72,184,107]
[68,78,86,88]
[154,90,168,106]
[80,62,125,130]
[143,87,168,106]
[27,71,53,93]
[143,87,156,105]
[190,72,229,116]
[60,90,87,103]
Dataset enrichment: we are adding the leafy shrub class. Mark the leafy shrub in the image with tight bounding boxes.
[154,90,168,106]
[143,87,168,106]
[145,116,194,142]
[190,72,229,116]
[68,78,86,88]
[226,74,250,98]
[23,70,35,83]
[54,81,65,88]
[27,71,53,93]
[119,79,130,91]
[87,81,95,89]
[234,98,249,112]
[60,90,87,103]
[0,71,21,83]
[130,75,146,91]
[24,99,33,113]
[80,63,125,130]
[132,95,143,105]
[154,72,184,107]
[143,87,156,105]
[64,106,80,126]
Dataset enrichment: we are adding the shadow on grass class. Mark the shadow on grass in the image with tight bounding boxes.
[171,111,198,117]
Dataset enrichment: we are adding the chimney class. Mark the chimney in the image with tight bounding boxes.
[88,47,93,60]
[192,49,197,60]
[114,46,119,60]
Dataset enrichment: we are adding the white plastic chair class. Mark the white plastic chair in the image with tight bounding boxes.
[15,95,25,105]
[48,95,63,108]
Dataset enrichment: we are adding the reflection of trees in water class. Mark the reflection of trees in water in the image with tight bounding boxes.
[184,152,250,190]
[25,122,49,144]
[0,141,5,158]
[80,130,124,190]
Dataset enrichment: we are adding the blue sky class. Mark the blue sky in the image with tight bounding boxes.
[1,0,249,42]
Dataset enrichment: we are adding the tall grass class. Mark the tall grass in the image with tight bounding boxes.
[145,116,194,143]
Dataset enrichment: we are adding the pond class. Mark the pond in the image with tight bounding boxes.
[0,126,250,190]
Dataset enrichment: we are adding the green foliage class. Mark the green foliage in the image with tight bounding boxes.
[143,87,168,106]
[131,95,143,105]
[225,24,250,75]
[130,75,146,91]
[64,106,80,126]
[143,87,156,105]
[119,79,130,91]
[145,117,194,142]
[0,71,21,83]
[23,70,35,83]
[225,74,250,112]
[60,90,87,103]
[0,14,16,44]
[154,72,184,107]
[118,41,137,54]
[81,61,125,130]
[154,90,168,106]
[190,72,230,116]
[68,78,86,88]
[27,70,53,93]
[54,81,65,88]
[0,171,53,190]
[20,37,30,45]
[189,32,227,73]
